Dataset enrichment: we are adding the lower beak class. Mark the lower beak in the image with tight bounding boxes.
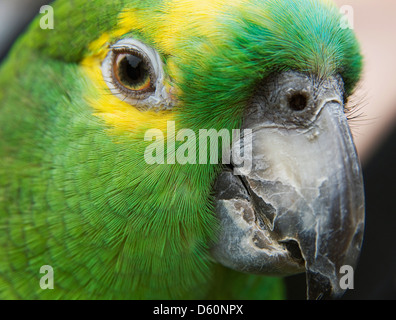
[212,100,365,299]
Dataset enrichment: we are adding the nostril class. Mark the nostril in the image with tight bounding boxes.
[288,92,308,111]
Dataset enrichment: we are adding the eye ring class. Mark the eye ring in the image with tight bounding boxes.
[101,38,171,110]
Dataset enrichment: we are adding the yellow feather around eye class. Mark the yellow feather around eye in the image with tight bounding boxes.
[80,53,173,134]
[80,6,177,135]
[81,0,249,135]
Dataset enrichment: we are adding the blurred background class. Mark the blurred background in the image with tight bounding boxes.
[0,0,395,299]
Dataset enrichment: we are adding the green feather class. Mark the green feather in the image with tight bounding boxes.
[0,0,362,299]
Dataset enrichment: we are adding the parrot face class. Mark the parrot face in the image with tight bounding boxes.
[0,0,364,299]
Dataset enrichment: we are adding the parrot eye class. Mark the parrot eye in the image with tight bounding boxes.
[112,49,154,96]
[101,38,170,110]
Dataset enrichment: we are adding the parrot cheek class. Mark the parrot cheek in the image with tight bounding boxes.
[211,72,365,300]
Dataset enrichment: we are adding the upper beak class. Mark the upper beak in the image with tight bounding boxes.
[211,71,365,299]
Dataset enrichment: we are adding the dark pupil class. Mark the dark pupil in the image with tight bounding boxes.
[118,54,148,88]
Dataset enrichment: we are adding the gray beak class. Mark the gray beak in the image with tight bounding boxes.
[211,71,365,299]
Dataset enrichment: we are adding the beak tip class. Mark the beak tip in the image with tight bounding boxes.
[306,271,342,300]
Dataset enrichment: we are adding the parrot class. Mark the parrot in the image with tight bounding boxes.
[0,0,365,300]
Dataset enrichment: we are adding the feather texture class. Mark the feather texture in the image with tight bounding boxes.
[0,0,361,299]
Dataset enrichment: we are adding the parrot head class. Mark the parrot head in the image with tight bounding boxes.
[0,0,364,299]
